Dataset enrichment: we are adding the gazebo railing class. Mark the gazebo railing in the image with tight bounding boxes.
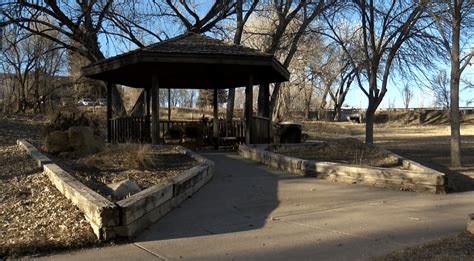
[109,117,253,145]
[161,120,245,142]
[109,116,150,143]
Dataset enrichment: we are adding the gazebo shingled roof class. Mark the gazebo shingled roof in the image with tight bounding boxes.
[82,32,289,89]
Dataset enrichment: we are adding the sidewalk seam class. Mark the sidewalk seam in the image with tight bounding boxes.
[278,219,407,247]
[133,243,167,260]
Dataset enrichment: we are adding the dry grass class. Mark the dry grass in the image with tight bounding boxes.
[114,143,157,170]
[271,138,401,168]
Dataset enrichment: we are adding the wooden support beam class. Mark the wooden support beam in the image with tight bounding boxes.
[145,88,151,118]
[151,74,160,144]
[213,88,219,149]
[106,82,112,143]
[262,83,270,118]
[145,87,151,142]
[245,75,253,144]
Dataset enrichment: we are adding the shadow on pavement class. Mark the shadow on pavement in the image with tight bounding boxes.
[134,153,294,242]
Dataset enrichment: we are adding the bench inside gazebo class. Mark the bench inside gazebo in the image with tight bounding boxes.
[82,32,289,147]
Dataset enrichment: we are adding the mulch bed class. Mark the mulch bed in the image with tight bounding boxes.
[49,144,199,201]
[373,232,474,260]
[270,138,402,168]
[0,145,99,258]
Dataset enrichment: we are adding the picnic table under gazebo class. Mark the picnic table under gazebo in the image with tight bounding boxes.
[82,32,289,147]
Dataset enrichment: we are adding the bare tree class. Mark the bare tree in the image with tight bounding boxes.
[1,25,66,113]
[160,0,236,33]
[241,1,329,120]
[429,70,450,109]
[226,0,259,124]
[427,0,474,167]
[400,83,413,110]
[323,0,432,144]
[0,1,169,116]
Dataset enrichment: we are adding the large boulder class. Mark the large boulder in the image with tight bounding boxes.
[44,130,70,154]
[68,126,104,155]
[105,179,141,200]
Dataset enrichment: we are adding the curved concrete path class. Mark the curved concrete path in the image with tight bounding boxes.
[41,153,473,260]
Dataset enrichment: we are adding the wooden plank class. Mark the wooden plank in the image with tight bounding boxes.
[116,183,173,225]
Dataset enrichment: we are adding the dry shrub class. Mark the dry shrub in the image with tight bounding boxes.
[272,138,399,167]
[119,143,156,170]
[44,109,100,136]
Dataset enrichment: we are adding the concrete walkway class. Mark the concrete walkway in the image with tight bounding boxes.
[41,153,473,260]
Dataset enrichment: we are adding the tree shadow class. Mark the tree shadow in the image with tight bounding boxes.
[134,153,284,242]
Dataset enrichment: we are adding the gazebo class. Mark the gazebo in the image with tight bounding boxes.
[82,32,289,146]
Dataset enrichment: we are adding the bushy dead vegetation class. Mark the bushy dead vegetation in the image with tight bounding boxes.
[271,138,401,168]
[44,109,101,136]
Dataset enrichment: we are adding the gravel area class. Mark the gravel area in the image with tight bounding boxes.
[0,114,99,258]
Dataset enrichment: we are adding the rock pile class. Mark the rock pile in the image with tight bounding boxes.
[44,126,104,156]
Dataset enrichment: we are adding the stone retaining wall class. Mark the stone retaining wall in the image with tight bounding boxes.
[17,140,214,239]
[239,144,446,193]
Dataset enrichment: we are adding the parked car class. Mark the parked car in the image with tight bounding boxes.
[77,98,94,106]
[95,98,107,106]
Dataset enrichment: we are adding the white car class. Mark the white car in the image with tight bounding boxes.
[95,98,107,106]
[78,98,94,106]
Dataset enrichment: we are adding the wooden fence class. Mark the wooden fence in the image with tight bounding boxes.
[109,116,150,143]
[109,117,247,145]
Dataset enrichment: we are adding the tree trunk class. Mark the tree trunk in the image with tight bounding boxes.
[334,105,342,121]
[365,107,375,144]
[449,1,462,167]
[257,83,270,117]
[130,91,145,117]
[226,87,235,123]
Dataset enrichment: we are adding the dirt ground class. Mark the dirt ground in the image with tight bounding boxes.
[304,121,474,260]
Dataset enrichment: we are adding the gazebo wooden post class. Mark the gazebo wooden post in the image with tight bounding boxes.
[262,83,270,118]
[245,74,253,144]
[106,82,112,143]
[213,88,219,149]
[168,88,171,129]
[145,87,151,141]
[151,74,160,144]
